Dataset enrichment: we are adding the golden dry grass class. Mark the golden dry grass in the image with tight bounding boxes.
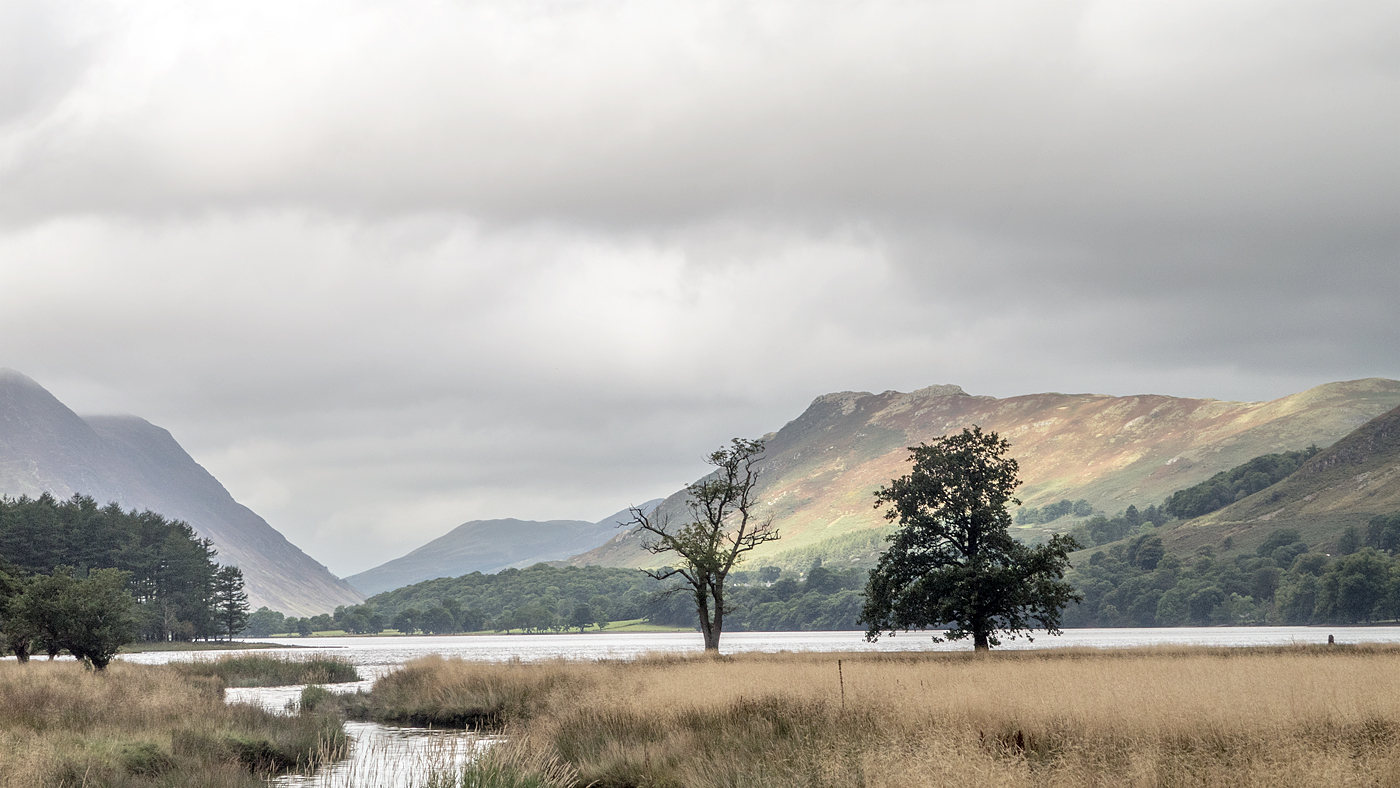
[389,645,1400,788]
[0,660,345,788]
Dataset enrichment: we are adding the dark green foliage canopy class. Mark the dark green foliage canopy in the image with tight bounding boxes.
[1015,498,1095,525]
[1066,519,1400,627]
[349,561,868,635]
[1366,512,1400,553]
[0,493,242,649]
[5,567,137,669]
[860,427,1081,651]
[213,565,250,640]
[1163,447,1320,519]
[1069,505,1166,548]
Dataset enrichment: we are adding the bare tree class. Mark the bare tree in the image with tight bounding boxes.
[627,438,780,651]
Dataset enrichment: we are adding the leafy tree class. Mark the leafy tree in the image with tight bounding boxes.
[1315,549,1391,623]
[1336,527,1361,556]
[626,438,781,651]
[212,566,250,640]
[14,570,76,659]
[59,568,138,669]
[860,427,1081,652]
[0,565,36,661]
[1365,512,1400,553]
[246,606,286,637]
[1126,534,1164,570]
[392,608,421,634]
[421,606,457,634]
[1256,529,1302,557]
[568,603,594,632]
[9,568,137,669]
[458,607,486,632]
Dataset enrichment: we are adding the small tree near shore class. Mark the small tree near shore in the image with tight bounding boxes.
[212,566,250,641]
[861,426,1081,652]
[626,438,780,651]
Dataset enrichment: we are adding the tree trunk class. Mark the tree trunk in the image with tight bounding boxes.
[706,585,724,652]
[696,586,718,652]
[973,629,990,652]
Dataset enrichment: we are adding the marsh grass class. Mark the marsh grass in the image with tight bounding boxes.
[347,654,577,728]
[172,653,361,687]
[0,660,347,788]
[379,645,1400,788]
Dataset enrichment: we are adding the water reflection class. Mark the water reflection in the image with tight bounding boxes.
[268,722,497,788]
[224,683,496,787]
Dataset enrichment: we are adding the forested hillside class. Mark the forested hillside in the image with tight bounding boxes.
[1065,404,1400,627]
[0,493,249,644]
[1162,446,1320,519]
[257,562,868,635]
[1064,520,1400,627]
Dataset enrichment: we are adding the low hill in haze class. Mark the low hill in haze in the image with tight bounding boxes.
[345,501,663,596]
[570,379,1400,571]
[1160,402,1400,558]
[0,369,363,616]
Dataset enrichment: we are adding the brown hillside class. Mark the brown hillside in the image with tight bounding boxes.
[573,379,1400,570]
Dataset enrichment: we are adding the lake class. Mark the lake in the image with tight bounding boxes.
[121,625,1400,673]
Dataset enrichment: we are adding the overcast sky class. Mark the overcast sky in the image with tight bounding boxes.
[2,0,1396,576]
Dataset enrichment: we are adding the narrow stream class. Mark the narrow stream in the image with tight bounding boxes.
[226,681,499,787]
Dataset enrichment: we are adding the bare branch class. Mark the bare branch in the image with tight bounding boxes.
[632,437,780,650]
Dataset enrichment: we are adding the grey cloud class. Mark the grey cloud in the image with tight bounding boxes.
[1,2,1395,226]
[0,1,1396,574]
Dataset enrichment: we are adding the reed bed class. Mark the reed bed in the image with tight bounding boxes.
[380,645,1400,788]
[171,653,361,687]
[0,660,347,788]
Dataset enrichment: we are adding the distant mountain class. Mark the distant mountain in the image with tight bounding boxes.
[345,501,662,596]
[1162,402,1400,557]
[0,369,363,616]
[570,379,1400,570]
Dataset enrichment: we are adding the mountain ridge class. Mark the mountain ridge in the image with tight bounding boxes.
[568,378,1400,570]
[0,369,363,616]
[345,500,663,596]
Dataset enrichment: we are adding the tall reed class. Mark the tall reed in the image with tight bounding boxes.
[381,645,1400,788]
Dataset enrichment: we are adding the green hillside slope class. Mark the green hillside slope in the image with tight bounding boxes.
[1164,403,1400,558]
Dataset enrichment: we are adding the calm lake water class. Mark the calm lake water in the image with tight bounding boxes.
[121,625,1400,672]
[121,627,1400,787]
